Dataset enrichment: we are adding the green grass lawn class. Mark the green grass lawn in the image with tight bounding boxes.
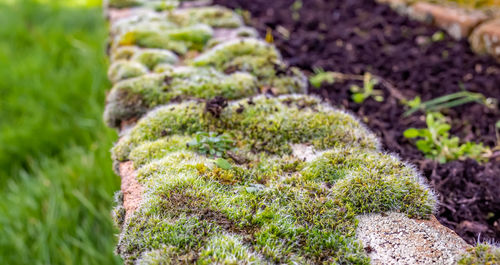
[0,0,122,264]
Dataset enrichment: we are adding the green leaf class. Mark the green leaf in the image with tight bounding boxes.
[496,120,500,129]
[352,93,365,103]
[403,128,420,138]
[215,158,232,170]
[431,31,445,42]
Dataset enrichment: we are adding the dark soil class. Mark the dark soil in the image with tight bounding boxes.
[214,0,500,243]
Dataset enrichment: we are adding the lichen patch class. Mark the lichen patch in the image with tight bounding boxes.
[356,212,469,265]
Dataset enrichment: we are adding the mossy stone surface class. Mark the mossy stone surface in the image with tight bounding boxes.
[112,95,380,161]
[116,24,214,54]
[192,38,307,90]
[131,48,179,70]
[109,0,180,10]
[104,67,263,127]
[116,143,434,264]
[169,6,243,28]
[108,60,149,83]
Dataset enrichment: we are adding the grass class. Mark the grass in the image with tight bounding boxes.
[0,0,121,264]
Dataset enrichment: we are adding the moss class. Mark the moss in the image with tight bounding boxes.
[114,128,434,263]
[153,63,175,73]
[116,24,213,54]
[169,6,243,28]
[109,0,179,10]
[197,234,268,264]
[117,213,216,264]
[131,48,178,70]
[108,60,149,83]
[112,95,435,263]
[129,136,191,168]
[111,46,140,62]
[137,245,180,265]
[458,243,500,265]
[206,27,259,49]
[192,38,307,92]
[112,94,380,161]
[301,148,435,218]
[110,6,242,41]
[112,191,126,228]
[111,14,177,40]
[103,67,260,128]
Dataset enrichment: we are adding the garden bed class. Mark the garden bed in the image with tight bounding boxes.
[213,0,500,243]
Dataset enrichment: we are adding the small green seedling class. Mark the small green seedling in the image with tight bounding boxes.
[404,112,490,163]
[291,0,302,21]
[350,72,383,103]
[187,132,233,157]
[403,91,496,117]
[431,31,445,42]
[214,158,232,170]
[309,68,335,88]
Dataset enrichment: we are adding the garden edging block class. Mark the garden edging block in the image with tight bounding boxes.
[376,0,500,61]
[104,1,497,264]
[469,18,500,61]
[408,2,488,40]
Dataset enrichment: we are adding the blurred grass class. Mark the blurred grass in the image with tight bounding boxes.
[0,0,122,264]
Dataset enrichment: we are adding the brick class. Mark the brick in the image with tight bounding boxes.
[409,2,488,39]
[469,18,500,61]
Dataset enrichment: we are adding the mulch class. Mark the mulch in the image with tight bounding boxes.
[213,0,500,243]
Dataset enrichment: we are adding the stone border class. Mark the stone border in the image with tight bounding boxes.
[103,1,499,264]
[377,0,500,61]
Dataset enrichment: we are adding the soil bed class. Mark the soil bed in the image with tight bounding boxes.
[214,0,500,243]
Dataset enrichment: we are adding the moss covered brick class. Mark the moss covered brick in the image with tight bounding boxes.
[109,0,181,10]
[104,39,308,127]
[112,96,435,264]
[192,38,307,90]
[104,67,264,127]
[110,6,244,55]
[116,24,213,54]
[112,94,380,161]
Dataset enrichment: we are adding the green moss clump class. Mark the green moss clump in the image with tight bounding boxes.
[131,48,179,70]
[153,63,175,73]
[197,234,269,264]
[111,46,140,62]
[112,191,126,228]
[103,67,259,128]
[112,92,437,263]
[129,136,192,168]
[117,213,216,263]
[108,60,149,83]
[118,144,434,264]
[192,38,307,92]
[458,243,500,265]
[301,148,436,218]
[137,245,179,265]
[109,0,179,10]
[116,24,213,54]
[169,6,243,28]
[112,94,380,160]
[111,13,177,40]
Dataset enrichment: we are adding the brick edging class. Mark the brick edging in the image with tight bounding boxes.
[377,0,500,61]
[103,1,488,264]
